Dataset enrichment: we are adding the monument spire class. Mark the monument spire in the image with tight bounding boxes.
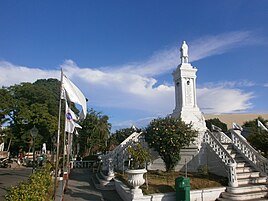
[172,41,206,133]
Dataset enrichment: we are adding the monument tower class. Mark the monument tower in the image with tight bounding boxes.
[171,41,206,132]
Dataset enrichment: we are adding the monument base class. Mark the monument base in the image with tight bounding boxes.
[172,107,207,132]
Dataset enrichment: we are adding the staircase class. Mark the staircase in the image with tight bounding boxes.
[101,128,268,200]
[217,142,268,200]
[206,130,268,201]
[101,131,143,171]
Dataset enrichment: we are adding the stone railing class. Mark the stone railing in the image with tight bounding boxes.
[213,131,232,144]
[230,129,268,175]
[101,131,143,171]
[73,160,94,168]
[204,130,238,187]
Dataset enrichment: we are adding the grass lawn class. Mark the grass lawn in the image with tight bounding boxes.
[115,170,228,195]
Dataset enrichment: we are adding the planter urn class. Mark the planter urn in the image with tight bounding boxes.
[126,169,147,189]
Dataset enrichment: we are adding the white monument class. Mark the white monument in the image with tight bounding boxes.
[171,41,206,137]
[0,142,4,152]
[149,41,208,171]
[42,143,46,154]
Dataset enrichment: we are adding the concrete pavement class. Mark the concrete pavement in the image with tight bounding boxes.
[0,166,123,201]
[0,167,32,200]
[63,168,123,201]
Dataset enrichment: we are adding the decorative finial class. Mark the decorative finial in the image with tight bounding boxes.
[180,41,189,64]
[131,125,137,131]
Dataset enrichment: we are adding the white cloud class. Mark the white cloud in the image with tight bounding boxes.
[0,30,259,129]
[116,47,179,76]
[190,31,258,62]
[0,60,254,129]
[107,30,260,77]
[201,80,256,88]
[197,87,254,114]
[60,60,174,113]
[0,61,59,87]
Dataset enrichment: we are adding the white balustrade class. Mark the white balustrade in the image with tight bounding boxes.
[101,132,143,171]
[230,129,268,175]
[213,131,232,144]
[204,130,238,187]
[74,160,94,168]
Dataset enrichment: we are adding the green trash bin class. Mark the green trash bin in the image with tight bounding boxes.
[175,177,190,201]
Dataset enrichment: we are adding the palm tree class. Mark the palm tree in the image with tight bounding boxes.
[93,115,111,153]
[78,109,111,156]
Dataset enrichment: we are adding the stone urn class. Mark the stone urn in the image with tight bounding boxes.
[126,169,147,194]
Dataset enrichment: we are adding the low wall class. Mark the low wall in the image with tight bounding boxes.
[190,187,226,201]
[114,179,133,201]
[148,147,200,172]
[114,179,226,201]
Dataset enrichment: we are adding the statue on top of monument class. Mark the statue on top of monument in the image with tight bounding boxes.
[180,41,188,63]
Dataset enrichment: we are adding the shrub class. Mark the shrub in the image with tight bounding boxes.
[206,118,228,132]
[145,117,197,172]
[6,163,53,201]
[127,142,151,169]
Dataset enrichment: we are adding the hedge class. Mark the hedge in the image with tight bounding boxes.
[6,163,53,201]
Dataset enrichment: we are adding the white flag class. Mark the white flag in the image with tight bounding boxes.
[68,105,78,121]
[257,120,268,132]
[75,130,79,136]
[62,74,87,120]
[232,122,243,131]
[65,102,83,133]
[65,102,76,133]
[73,122,82,129]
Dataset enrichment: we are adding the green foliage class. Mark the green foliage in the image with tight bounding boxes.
[78,109,111,156]
[110,127,138,146]
[197,165,209,176]
[127,142,151,169]
[6,163,53,201]
[145,117,197,172]
[243,116,268,157]
[205,118,227,132]
[0,79,61,154]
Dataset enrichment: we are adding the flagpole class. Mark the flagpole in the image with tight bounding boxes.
[54,68,63,200]
[65,131,71,189]
[61,100,69,199]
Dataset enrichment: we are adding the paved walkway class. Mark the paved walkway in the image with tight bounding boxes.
[63,169,123,201]
[0,167,32,200]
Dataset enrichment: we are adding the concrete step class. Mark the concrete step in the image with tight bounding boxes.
[222,144,233,150]
[217,197,268,201]
[230,153,238,158]
[234,156,247,163]
[237,171,260,179]
[236,162,250,168]
[238,177,267,185]
[221,190,268,200]
[93,173,115,190]
[236,166,254,173]
[227,184,268,194]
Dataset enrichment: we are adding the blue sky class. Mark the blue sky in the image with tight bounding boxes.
[0,1,267,131]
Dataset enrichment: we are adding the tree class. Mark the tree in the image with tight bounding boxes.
[109,127,138,146]
[242,116,268,157]
[145,116,197,172]
[93,115,111,153]
[206,118,228,132]
[0,79,60,154]
[78,109,111,156]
